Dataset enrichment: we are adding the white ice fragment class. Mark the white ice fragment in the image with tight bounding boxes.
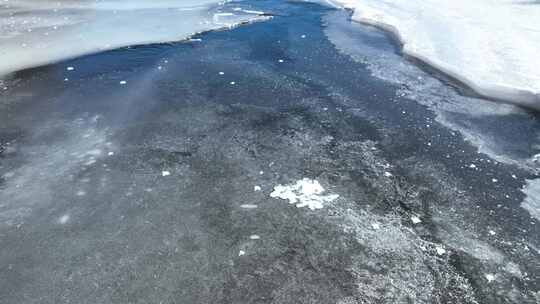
[270,178,339,210]
[411,215,422,224]
[240,204,258,209]
[58,214,70,224]
[162,171,171,177]
[485,273,496,282]
[254,186,262,191]
[66,66,74,71]
[435,246,446,256]
[119,80,127,85]
[249,235,260,240]
[238,250,245,256]
[219,71,224,75]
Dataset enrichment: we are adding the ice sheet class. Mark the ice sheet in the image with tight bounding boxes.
[0,0,266,76]
[324,0,540,110]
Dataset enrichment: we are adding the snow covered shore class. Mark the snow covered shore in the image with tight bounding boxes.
[0,0,265,77]
[324,0,540,110]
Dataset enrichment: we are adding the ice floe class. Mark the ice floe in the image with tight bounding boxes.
[0,0,269,76]
[270,178,339,210]
[324,0,540,110]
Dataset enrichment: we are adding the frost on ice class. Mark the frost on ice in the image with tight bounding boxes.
[270,178,339,210]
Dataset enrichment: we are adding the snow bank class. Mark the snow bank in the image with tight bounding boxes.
[0,0,266,76]
[324,0,540,110]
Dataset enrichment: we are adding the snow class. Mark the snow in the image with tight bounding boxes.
[324,0,540,110]
[270,178,339,210]
[435,246,446,256]
[411,215,422,224]
[0,0,268,76]
[520,179,540,221]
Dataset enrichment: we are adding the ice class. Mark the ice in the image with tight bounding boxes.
[324,0,540,110]
[0,0,268,76]
[58,214,70,224]
[521,178,540,221]
[270,178,339,210]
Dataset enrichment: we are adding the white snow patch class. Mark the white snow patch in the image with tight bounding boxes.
[324,0,540,110]
[411,215,422,224]
[270,178,339,210]
[435,246,446,256]
[521,178,540,221]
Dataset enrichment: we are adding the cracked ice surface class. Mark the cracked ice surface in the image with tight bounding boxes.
[270,178,339,210]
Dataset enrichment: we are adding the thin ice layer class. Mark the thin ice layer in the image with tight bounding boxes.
[325,0,540,110]
[0,0,265,76]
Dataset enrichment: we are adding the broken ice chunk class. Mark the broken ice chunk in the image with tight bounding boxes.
[411,215,422,224]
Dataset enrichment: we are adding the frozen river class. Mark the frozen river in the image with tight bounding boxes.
[0,1,539,303]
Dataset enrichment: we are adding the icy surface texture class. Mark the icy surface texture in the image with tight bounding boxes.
[324,0,540,109]
[0,0,266,76]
